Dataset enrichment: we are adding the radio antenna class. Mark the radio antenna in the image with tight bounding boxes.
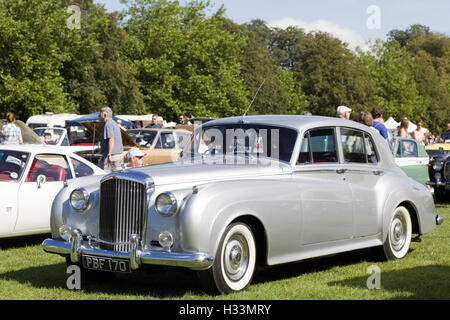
[242,79,265,121]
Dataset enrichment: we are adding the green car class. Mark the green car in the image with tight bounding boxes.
[393,137,429,185]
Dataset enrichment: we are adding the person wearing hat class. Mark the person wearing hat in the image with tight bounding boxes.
[336,106,352,120]
[126,147,146,168]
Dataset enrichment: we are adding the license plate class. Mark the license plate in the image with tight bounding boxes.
[82,255,131,273]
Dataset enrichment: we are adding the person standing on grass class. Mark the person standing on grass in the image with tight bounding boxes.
[99,106,123,173]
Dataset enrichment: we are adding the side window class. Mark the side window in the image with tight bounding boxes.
[177,133,191,149]
[364,134,378,164]
[340,128,366,163]
[297,132,311,164]
[310,128,338,163]
[398,140,418,157]
[70,157,94,178]
[61,135,70,146]
[26,154,72,182]
[298,128,338,164]
[155,133,176,149]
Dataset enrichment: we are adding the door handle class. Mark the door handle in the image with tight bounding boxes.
[373,170,383,176]
[336,168,347,174]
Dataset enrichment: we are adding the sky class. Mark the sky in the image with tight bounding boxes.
[95,0,449,51]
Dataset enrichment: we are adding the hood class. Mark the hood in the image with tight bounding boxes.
[0,120,43,144]
[129,156,291,186]
[81,121,139,148]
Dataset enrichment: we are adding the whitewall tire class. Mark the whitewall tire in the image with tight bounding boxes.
[383,206,412,260]
[198,222,256,294]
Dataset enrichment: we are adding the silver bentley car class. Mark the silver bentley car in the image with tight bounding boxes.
[42,115,443,294]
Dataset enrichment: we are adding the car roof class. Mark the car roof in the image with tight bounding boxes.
[0,144,71,154]
[127,128,191,134]
[203,115,372,132]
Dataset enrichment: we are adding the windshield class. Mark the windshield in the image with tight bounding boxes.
[0,150,30,181]
[33,128,66,145]
[183,124,298,163]
[127,130,158,148]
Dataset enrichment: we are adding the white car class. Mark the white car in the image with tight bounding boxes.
[33,127,96,153]
[0,144,105,238]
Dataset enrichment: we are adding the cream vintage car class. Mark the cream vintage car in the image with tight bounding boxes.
[42,115,443,294]
[76,122,191,167]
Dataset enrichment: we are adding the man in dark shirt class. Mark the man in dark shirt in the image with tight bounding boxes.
[99,106,123,172]
[145,114,162,128]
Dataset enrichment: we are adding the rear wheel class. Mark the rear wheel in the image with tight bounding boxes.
[382,206,412,260]
[198,222,256,294]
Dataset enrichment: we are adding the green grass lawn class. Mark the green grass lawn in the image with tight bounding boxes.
[0,204,448,300]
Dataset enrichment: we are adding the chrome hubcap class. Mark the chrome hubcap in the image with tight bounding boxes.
[223,234,249,282]
[390,215,407,251]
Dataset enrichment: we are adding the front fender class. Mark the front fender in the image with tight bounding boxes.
[50,175,103,239]
[179,178,300,260]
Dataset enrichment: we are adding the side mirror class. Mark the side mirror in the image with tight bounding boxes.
[37,174,46,188]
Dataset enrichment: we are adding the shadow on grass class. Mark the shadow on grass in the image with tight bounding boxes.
[0,234,50,250]
[253,247,382,285]
[0,260,205,298]
[328,265,450,300]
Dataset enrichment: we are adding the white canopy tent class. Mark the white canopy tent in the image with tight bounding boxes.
[384,117,399,130]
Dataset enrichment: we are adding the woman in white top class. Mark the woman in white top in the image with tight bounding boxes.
[1,112,23,145]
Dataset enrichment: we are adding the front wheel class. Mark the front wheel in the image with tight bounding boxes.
[198,222,256,294]
[382,206,412,260]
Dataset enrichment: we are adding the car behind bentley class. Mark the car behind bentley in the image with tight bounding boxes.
[42,115,443,294]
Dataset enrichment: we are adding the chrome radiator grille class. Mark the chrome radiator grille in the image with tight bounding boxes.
[99,178,147,252]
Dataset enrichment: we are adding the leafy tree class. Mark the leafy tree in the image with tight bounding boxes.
[387,25,450,133]
[121,0,249,120]
[0,0,76,121]
[358,40,426,121]
[223,19,308,116]
[60,0,145,116]
[270,27,374,117]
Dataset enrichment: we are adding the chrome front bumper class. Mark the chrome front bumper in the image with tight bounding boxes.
[42,230,213,271]
[426,180,450,189]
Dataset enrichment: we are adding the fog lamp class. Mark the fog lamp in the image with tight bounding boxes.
[158,231,174,250]
[59,225,71,242]
[435,172,442,181]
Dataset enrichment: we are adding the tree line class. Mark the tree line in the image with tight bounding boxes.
[0,0,448,133]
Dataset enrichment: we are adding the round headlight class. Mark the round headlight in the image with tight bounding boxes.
[433,162,443,171]
[70,188,90,211]
[155,192,178,217]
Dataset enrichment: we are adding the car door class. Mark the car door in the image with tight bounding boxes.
[0,150,30,237]
[338,128,381,237]
[294,127,354,245]
[148,132,181,164]
[15,154,72,234]
[394,138,429,185]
